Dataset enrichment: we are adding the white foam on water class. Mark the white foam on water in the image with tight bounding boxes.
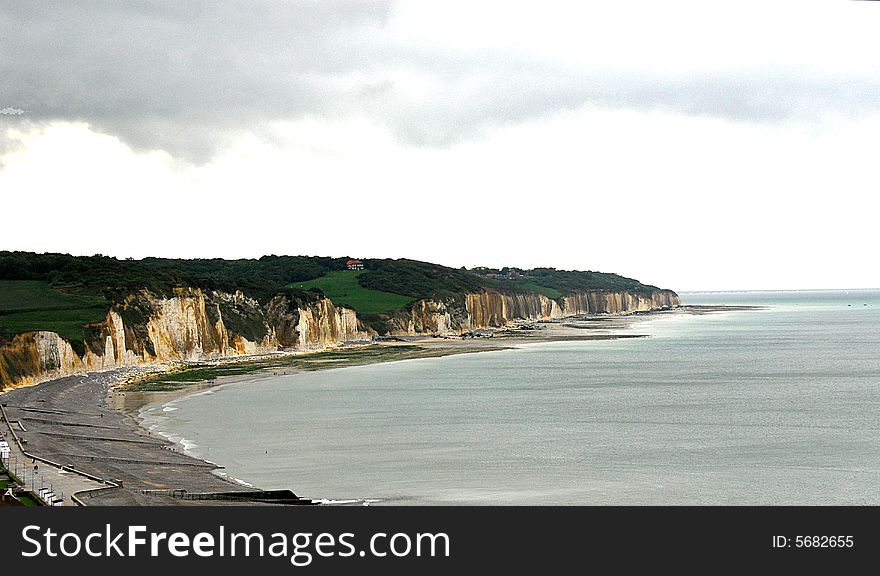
[214,470,255,488]
[179,438,198,452]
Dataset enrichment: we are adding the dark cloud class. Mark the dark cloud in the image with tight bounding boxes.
[1,1,395,160]
[1,2,876,162]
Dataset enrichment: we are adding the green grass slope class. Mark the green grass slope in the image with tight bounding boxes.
[292,270,414,315]
[0,280,106,312]
[506,280,563,300]
[0,280,108,344]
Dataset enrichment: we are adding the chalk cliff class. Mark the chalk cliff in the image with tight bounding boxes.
[382,289,680,335]
[0,286,679,389]
[0,288,370,389]
[267,292,363,350]
[0,331,86,389]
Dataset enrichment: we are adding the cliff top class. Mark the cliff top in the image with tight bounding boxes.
[0,252,663,299]
[0,251,670,343]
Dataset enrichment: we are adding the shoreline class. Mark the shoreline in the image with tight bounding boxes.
[0,305,754,505]
[110,344,509,421]
[113,307,703,418]
[121,305,748,490]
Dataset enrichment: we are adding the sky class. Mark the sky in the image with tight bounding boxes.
[1,1,878,291]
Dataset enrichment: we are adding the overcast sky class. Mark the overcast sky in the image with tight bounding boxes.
[1,1,878,291]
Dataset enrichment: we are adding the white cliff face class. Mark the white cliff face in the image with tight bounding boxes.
[147,295,209,360]
[465,289,677,327]
[561,289,679,315]
[0,331,85,388]
[0,285,679,389]
[380,298,475,336]
[385,289,680,335]
[294,299,363,349]
[266,292,369,350]
[81,310,142,369]
[466,291,565,327]
[117,288,278,361]
[34,331,84,376]
[1,288,371,389]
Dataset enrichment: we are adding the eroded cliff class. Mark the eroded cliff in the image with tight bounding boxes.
[0,288,371,389]
[0,285,679,389]
[0,331,85,388]
[382,288,680,335]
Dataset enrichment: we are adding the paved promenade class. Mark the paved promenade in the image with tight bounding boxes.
[2,417,106,506]
[1,371,251,505]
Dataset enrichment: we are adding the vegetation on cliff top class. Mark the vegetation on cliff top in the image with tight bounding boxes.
[507,267,659,296]
[0,252,347,303]
[356,260,659,300]
[0,251,665,341]
[292,270,414,315]
[0,280,108,345]
[0,252,658,301]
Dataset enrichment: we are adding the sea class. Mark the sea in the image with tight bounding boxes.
[139,290,880,505]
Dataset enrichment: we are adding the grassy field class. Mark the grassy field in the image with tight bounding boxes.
[291,270,413,315]
[0,280,108,343]
[509,280,563,300]
[0,280,106,312]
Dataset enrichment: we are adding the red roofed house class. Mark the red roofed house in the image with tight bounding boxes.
[346,259,364,271]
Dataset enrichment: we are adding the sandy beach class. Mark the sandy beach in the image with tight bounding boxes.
[0,306,742,506]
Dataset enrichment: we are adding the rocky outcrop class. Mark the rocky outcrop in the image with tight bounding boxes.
[0,288,371,389]
[383,289,680,335]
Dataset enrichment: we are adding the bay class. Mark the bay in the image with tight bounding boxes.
[139,290,880,504]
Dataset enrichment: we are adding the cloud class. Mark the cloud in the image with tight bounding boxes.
[0,1,396,161]
[4,109,879,290]
[1,1,878,162]
[0,107,25,115]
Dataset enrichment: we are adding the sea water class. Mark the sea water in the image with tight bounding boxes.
[140,290,880,504]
